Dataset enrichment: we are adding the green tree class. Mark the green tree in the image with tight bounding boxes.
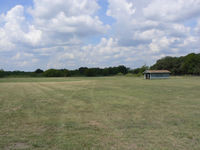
[35,69,44,74]
[43,69,63,77]
[150,53,200,75]
[0,69,5,78]
[180,53,200,74]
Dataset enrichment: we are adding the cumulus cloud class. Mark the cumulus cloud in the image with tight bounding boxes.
[0,0,110,70]
[29,0,109,45]
[30,0,99,18]
[143,0,200,22]
[0,0,109,50]
[106,0,200,56]
[107,0,135,20]
[0,0,200,71]
[0,5,42,50]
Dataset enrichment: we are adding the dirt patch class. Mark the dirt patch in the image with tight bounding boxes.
[5,142,30,150]
[4,105,22,113]
[88,121,106,129]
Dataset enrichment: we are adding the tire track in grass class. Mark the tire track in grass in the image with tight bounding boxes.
[4,82,67,149]
[54,80,95,149]
[35,81,94,149]
[2,83,46,149]
[19,82,78,149]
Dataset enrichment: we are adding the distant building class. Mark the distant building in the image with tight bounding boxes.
[143,70,170,79]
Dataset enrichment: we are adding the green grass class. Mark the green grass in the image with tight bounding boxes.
[0,76,200,150]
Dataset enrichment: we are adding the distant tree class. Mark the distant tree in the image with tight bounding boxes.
[35,69,44,74]
[78,67,88,76]
[150,53,200,75]
[193,67,200,75]
[151,57,179,70]
[85,68,97,77]
[102,68,109,76]
[180,53,200,74]
[0,69,5,78]
[117,65,128,74]
[131,65,149,75]
[2,53,199,78]
[43,69,63,77]
[61,69,71,77]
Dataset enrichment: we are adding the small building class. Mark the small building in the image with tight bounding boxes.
[143,70,170,79]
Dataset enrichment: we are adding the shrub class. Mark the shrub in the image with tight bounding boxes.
[116,72,124,76]
[43,69,63,77]
[0,69,5,78]
[35,69,44,74]
[125,73,134,77]
[133,73,143,77]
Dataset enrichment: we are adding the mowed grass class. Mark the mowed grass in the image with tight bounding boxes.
[0,76,200,150]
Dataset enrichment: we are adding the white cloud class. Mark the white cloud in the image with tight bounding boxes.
[0,0,109,51]
[12,52,34,60]
[0,0,200,71]
[9,52,38,68]
[143,0,200,22]
[0,28,15,51]
[195,19,200,33]
[29,0,109,45]
[0,5,42,50]
[149,37,180,53]
[30,0,99,18]
[107,0,135,20]
[106,0,200,55]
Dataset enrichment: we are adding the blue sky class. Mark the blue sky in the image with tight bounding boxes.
[0,0,200,71]
[0,0,32,13]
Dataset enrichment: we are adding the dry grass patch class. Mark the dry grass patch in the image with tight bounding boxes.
[0,77,200,150]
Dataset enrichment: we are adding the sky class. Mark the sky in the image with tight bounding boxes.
[0,0,200,71]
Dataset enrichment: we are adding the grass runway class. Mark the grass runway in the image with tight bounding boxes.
[0,76,200,150]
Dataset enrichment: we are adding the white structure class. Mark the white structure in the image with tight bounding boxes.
[143,70,171,79]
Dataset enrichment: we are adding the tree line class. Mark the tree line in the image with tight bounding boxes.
[150,53,200,75]
[0,66,129,77]
[42,66,128,77]
[0,53,199,77]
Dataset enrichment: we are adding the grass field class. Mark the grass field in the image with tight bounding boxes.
[0,76,200,150]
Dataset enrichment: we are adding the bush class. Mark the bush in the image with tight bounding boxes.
[131,65,148,74]
[116,72,124,76]
[150,53,200,75]
[43,69,63,77]
[35,69,44,74]
[0,69,5,78]
[125,73,134,77]
[133,73,143,77]
[85,68,97,77]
